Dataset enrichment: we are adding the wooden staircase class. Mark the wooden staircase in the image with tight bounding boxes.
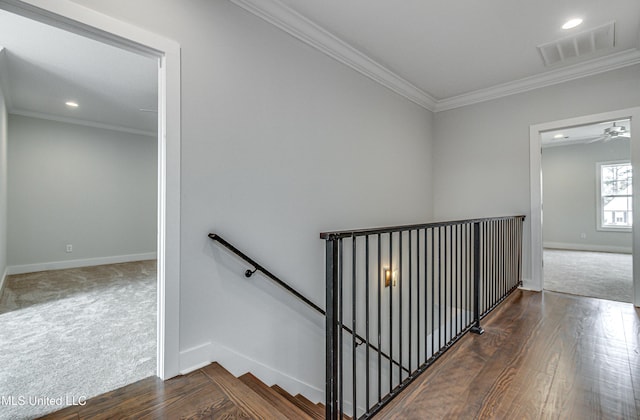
[40,362,336,419]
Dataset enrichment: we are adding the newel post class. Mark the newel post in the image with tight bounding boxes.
[325,239,339,419]
[471,222,485,335]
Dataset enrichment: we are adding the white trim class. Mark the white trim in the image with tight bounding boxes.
[544,242,632,254]
[179,342,214,374]
[10,108,156,137]
[0,47,12,111]
[436,49,640,112]
[530,107,640,307]
[228,0,640,112]
[0,0,182,379]
[6,252,157,275]
[228,0,437,111]
[0,266,8,299]
[178,341,324,404]
[518,279,535,291]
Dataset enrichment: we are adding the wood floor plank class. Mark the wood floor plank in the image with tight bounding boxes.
[41,370,214,420]
[377,290,640,419]
[135,382,251,420]
[200,362,284,419]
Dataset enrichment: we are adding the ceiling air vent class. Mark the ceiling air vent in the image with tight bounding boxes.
[537,21,615,66]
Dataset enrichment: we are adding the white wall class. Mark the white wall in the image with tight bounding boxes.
[0,48,8,289]
[542,138,632,253]
[69,0,435,399]
[7,115,157,272]
[433,64,640,287]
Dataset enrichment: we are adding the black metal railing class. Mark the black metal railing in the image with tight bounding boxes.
[321,215,525,419]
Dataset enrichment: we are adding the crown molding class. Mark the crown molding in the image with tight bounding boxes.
[229,0,640,114]
[435,48,640,112]
[229,0,437,111]
[10,108,156,137]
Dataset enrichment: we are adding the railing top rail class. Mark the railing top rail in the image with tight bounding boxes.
[319,214,526,241]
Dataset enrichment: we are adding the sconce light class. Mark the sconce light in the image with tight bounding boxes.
[384,268,397,288]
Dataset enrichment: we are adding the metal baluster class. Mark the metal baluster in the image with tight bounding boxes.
[439,226,443,349]
[338,239,344,418]
[365,235,370,412]
[456,224,460,335]
[352,237,357,417]
[377,234,381,403]
[416,229,421,365]
[449,225,453,343]
[399,231,403,383]
[408,230,413,374]
[389,232,393,393]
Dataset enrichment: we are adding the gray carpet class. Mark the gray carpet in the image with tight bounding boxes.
[0,261,156,419]
[543,249,632,303]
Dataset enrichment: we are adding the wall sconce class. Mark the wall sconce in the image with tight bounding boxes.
[385,269,392,287]
[384,268,396,288]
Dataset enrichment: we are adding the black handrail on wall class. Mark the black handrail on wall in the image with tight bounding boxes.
[208,233,410,374]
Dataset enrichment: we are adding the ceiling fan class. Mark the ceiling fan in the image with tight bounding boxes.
[587,121,631,143]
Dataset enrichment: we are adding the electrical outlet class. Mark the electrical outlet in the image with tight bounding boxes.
[66,244,73,253]
[580,233,587,239]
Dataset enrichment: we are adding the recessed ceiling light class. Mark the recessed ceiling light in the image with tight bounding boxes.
[65,101,79,108]
[554,134,564,139]
[562,18,583,30]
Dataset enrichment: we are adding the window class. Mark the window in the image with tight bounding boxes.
[597,161,632,231]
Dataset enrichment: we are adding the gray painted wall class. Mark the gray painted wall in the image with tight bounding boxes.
[433,64,640,287]
[7,115,157,269]
[71,0,435,397]
[542,139,632,253]
[0,49,7,285]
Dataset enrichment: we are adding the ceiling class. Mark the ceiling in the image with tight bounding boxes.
[232,0,640,111]
[0,8,157,135]
[0,1,638,130]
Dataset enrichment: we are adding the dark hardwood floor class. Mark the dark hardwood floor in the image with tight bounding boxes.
[377,289,640,419]
[39,289,639,419]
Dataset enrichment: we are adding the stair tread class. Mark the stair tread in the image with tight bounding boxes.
[239,372,313,420]
[200,363,283,419]
[272,385,324,420]
[295,394,326,417]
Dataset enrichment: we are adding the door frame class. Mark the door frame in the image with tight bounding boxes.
[529,107,640,307]
[0,0,182,378]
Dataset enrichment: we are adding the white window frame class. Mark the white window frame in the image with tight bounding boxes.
[597,160,632,232]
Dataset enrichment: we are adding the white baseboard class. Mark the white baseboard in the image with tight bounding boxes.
[543,242,632,254]
[6,252,157,275]
[179,342,214,375]
[519,278,541,291]
[179,341,323,404]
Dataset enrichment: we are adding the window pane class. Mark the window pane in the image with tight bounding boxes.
[600,163,632,228]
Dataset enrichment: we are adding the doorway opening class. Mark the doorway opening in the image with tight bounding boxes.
[529,107,640,307]
[0,0,181,417]
[541,119,632,302]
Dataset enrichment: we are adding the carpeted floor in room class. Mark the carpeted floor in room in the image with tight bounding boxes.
[543,249,632,303]
[0,260,156,420]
